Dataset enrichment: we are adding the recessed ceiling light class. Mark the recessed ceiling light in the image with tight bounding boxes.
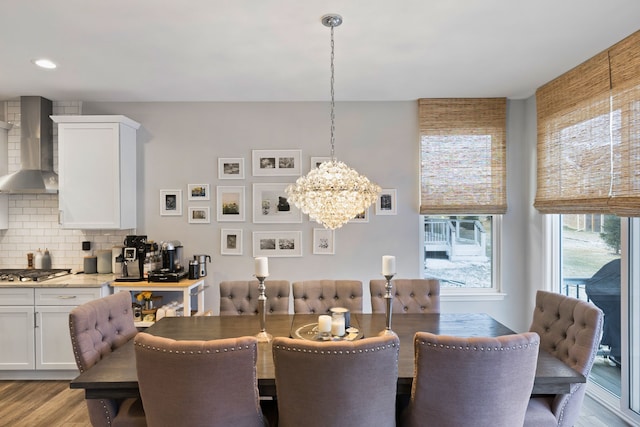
[32,59,57,69]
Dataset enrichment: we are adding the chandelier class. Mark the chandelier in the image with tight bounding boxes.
[286,14,381,230]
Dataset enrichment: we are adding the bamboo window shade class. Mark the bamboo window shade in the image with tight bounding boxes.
[535,30,640,215]
[419,98,507,215]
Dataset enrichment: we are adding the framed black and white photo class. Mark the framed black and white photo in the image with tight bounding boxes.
[160,189,182,216]
[349,207,370,223]
[252,149,302,176]
[188,184,210,201]
[218,157,245,179]
[221,229,243,255]
[310,156,331,170]
[313,228,335,255]
[216,186,246,222]
[188,206,210,224]
[253,231,302,257]
[376,189,397,215]
[252,183,302,223]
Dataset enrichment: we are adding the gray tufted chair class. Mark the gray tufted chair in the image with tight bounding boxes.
[68,291,146,427]
[272,334,399,427]
[403,331,540,427]
[292,280,363,314]
[369,279,440,314]
[524,290,604,427]
[219,280,290,315]
[134,333,267,427]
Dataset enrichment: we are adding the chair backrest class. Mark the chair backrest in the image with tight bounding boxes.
[219,280,290,315]
[68,291,140,427]
[404,331,540,427]
[272,335,399,427]
[528,290,604,426]
[370,279,440,314]
[134,332,266,427]
[291,280,363,314]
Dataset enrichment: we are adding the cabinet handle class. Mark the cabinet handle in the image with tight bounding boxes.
[57,295,77,299]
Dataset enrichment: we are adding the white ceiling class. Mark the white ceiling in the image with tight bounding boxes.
[2,0,639,103]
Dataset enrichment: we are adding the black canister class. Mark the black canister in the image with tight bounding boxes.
[188,260,200,279]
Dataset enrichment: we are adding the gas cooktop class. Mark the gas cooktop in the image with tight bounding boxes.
[0,269,72,282]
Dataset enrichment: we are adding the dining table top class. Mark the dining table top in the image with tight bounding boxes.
[70,313,585,399]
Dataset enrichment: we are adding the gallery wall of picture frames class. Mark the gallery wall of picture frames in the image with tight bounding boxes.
[157,151,396,257]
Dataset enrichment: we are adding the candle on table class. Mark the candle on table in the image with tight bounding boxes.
[331,315,345,337]
[318,315,332,334]
[382,255,396,276]
[255,257,269,277]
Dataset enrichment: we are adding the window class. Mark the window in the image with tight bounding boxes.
[419,99,505,293]
[423,215,496,290]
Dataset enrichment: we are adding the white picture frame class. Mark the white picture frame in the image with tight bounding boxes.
[218,157,245,179]
[252,183,302,223]
[252,149,302,176]
[313,228,335,255]
[349,207,370,223]
[160,189,182,216]
[187,184,210,201]
[253,231,302,257]
[376,189,397,215]
[216,186,246,222]
[221,229,243,255]
[310,156,331,170]
[188,206,210,223]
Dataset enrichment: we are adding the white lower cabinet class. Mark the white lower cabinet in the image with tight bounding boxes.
[0,287,106,378]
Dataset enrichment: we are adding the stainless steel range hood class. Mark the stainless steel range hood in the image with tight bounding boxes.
[0,96,57,193]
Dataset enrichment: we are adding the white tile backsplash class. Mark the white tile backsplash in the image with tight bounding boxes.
[0,99,132,271]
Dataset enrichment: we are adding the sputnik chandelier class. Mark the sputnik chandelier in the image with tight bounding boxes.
[286,14,381,230]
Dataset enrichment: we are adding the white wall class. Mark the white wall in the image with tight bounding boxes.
[81,99,539,330]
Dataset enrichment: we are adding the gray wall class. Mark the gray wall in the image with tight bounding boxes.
[83,99,541,331]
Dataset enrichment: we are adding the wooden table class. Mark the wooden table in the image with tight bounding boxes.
[70,313,585,399]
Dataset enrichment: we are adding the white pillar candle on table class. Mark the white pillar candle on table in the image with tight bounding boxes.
[254,257,269,277]
[318,315,332,333]
[331,315,345,337]
[382,255,396,275]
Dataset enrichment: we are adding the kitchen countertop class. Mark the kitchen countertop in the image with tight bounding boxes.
[0,273,116,288]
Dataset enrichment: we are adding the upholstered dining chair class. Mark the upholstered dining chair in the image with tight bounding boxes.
[68,291,146,427]
[524,290,604,427]
[134,333,267,427]
[291,279,363,314]
[402,331,540,427]
[369,278,440,314]
[219,280,290,315]
[272,334,400,427]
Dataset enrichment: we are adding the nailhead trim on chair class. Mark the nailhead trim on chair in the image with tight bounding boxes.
[273,342,398,354]
[418,341,539,351]
[135,341,254,353]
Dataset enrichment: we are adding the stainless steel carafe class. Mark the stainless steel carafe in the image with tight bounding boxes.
[194,254,211,277]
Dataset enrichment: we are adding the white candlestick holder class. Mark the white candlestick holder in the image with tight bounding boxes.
[380,274,397,337]
[255,276,272,343]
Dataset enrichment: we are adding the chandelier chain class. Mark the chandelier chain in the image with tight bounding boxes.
[330,24,336,161]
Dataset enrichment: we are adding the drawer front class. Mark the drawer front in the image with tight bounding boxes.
[0,288,35,305]
[35,288,102,306]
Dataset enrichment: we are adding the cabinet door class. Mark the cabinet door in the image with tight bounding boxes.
[0,306,35,370]
[35,306,76,370]
[58,122,135,229]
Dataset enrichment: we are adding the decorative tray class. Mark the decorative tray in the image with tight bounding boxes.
[293,323,363,342]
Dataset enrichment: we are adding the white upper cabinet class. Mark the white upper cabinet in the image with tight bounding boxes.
[51,115,141,229]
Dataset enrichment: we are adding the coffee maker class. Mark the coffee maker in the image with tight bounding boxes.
[148,240,188,282]
[114,235,147,282]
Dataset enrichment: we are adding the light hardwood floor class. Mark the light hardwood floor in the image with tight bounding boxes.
[0,381,632,427]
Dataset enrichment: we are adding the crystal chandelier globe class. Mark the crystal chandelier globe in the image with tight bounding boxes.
[285,14,381,230]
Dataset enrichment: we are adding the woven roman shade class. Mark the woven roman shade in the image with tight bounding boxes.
[609,31,640,216]
[419,98,507,215]
[534,52,612,214]
[535,29,640,215]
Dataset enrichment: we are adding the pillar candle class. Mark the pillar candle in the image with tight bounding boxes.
[331,315,345,337]
[254,257,269,277]
[318,315,332,333]
[382,255,396,275]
